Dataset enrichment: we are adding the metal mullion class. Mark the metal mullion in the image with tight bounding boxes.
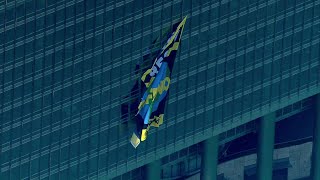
[312,0,320,88]
[77,0,88,178]
[288,0,297,97]
[51,0,64,178]
[296,1,306,95]
[68,1,79,179]
[189,0,197,140]
[87,0,97,178]
[117,1,125,144]
[96,0,107,175]
[232,0,242,118]
[270,0,278,103]
[203,0,214,132]
[223,0,233,124]
[0,0,6,177]
[132,0,143,163]
[44,0,52,176]
[238,0,248,118]
[4,1,13,179]
[194,1,202,133]
[46,4,56,177]
[38,0,48,178]
[20,1,29,178]
[28,0,39,178]
[157,0,166,156]
[60,1,73,179]
[176,0,186,149]
[106,1,116,176]
[281,0,289,98]
[251,1,260,111]
[12,0,22,179]
[123,0,133,174]
[178,0,186,140]
[299,2,314,90]
[167,0,179,151]
[147,0,156,153]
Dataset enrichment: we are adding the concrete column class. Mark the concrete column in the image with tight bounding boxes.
[145,160,161,180]
[200,135,219,180]
[311,94,320,180]
[257,112,275,180]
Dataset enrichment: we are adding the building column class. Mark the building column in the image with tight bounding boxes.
[257,112,275,180]
[145,159,161,180]
[200,135,219,180]
[311,94,320,180]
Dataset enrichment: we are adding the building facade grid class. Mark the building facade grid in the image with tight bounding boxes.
[0,0,319,179]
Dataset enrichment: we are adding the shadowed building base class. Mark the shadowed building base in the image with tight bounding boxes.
[311,94,320,180]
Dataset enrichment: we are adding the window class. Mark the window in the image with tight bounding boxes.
[294,10,304,27]
[243,70,253,89]
[242,94,251,112]
[86,0,95,12]
[272,60,281,78]
[299,70,309,88]
[271,81,280,100]
[50,150,60,168]
[52,89,62,104]
[252,89,262,108]
[105,9,114,26]
[283,34,292,50]
[41,134,51,149]
[20,163,30,179]
[281,77,290,97]
[76,21,85,36]
[163,6,172,22]
[262,85,270,104]
[76,1,85,16]
[302,27,312,43]
[234,73,243,93]
[310,66,319,84]
[56,9,66,25]
[275,19,285,35]
[66,5,75,20]
[5,28,14,44]
[214,106,223,125]
[45,13,55,28]
[88,156,98,175]
[13,84,23,100]
[172,2,182,19]
[55,29,65,44]
[224,101,233,119]
[253,66,262,85]
[5,6,15,23]
[4,69,13,85]
[45,33,54,47]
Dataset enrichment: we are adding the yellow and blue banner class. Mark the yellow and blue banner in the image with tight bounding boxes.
[130,16,187,148]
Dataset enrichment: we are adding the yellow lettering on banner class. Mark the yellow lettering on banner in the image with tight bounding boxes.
[138,100,145,110]
[165,42,180,58]
[148,114,164,127]
[145,77,155,88]
[141,69,151,82]
[162,77,170,91]
[161,16,187,53]
[151,88,157,98]
[147,94,153,104]
[152,77,171,96]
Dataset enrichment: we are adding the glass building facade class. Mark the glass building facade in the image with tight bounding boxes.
[0,0,319,179]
